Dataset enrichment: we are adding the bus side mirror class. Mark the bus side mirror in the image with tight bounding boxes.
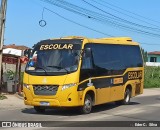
[84,48,92,58]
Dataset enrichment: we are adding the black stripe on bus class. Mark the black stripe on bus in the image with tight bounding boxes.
[77,70,142,91]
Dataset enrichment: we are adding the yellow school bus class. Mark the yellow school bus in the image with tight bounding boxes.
[23,36,144,114]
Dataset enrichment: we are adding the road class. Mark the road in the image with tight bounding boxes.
[0,88,160,129]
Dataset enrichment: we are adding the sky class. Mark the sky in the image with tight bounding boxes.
[4,0,160,52]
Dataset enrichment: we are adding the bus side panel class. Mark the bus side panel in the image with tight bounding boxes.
[95,87,110,105]
[110,85,124,102]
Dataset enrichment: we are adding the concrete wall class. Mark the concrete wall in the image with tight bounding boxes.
[146,62,160,66]
[2,63,26,73]
[1,63,26,93]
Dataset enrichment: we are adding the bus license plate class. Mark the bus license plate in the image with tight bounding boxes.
[40,102,50,106]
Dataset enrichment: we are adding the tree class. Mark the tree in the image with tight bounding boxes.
[141,48,148,63]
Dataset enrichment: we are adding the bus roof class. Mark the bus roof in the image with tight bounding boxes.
[50,36,139,46]
[51,36,132,41]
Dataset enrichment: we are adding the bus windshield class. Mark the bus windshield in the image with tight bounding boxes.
[25,48,81,76]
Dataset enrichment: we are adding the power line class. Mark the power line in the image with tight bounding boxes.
[55,0,160,32]
[82,0,160,32]
[41,7,160,45]
[43,7,160,46]
[140,42,160,46]
[91,0,160,28]
[40,0,160,38]
[30,1,113,36]
[30,0,160,46]
[43,7,113,36]
[99,0,160,24]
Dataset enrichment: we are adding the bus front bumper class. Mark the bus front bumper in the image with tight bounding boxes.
[24,98,60,107]
[24,98,82,107]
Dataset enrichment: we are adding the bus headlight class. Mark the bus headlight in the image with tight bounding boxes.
[23,83,30,90]
[62,83,77,91]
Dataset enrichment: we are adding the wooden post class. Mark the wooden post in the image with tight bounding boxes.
[18,57,21,94]
[14,57,19,93]
[0,0,7,91]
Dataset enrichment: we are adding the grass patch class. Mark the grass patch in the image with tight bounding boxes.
[144,66,160,88]
[0,94,7,100]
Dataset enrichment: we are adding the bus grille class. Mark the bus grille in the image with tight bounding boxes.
[33,85,58,95]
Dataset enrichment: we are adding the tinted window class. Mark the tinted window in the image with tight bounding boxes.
[82,43,143,77]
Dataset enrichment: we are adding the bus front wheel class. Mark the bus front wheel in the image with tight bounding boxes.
[80,94,93,114]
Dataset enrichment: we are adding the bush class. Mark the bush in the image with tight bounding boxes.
[144,66,160,88]
[0,94,7,100]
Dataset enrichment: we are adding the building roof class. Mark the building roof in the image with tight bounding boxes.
[148,51,160,55]
[3,44,29,50]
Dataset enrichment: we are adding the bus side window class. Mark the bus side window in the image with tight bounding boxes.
[81,57,93,69]
[81,48,93,69]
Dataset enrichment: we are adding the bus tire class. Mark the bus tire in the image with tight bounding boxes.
[80,94,93,114]
[34,106,45,113]
[116,88,131,105]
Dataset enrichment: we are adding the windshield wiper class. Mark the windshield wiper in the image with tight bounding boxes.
[36,66,48,75]
[46,66,70,74]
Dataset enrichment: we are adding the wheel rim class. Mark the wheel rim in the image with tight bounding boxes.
[125,90,130,103]
[84,98,92,112]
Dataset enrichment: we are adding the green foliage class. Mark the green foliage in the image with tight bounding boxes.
[0,94,7,100]
[144,66,160,88]
[6,69,15,80]
[4,70,24,83]
[141,48,148,62]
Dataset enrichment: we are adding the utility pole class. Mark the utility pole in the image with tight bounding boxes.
[0,0,7,88]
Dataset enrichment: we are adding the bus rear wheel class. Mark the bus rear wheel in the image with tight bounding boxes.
[80,94,93,114]
[116,88,131,105]
[34,106,45,113]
